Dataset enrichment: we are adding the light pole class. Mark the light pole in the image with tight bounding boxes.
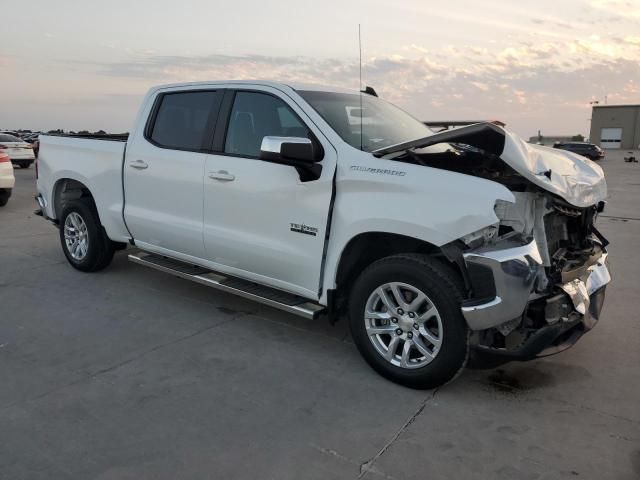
[586,118,591,140]
[587,101,599,139]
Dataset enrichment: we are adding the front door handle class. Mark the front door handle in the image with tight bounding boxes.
[129,160,148,170]
[208,170,235,181]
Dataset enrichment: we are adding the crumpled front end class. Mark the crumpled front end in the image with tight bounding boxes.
[501,129,608,208]
[458,191,611,359]
[375,121,612,358]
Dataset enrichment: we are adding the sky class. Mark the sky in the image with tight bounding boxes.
[1,0,640,138]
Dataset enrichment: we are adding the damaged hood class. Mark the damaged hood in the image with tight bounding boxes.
[501,130,607,208]
[374,122,607,208]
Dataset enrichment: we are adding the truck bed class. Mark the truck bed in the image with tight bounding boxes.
[43,133,129,142]
[37,135,131,242]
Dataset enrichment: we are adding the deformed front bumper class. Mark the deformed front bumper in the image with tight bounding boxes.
[461,239,544,331]
[460,238,611,333]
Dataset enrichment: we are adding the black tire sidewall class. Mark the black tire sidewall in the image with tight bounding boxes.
[349,256,469,389]
[59,200,111,272]
[0,189,10,207]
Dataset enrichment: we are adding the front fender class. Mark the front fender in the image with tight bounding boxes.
[320,157,514,302]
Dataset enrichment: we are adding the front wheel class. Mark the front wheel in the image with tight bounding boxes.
[59,199,115,272]
[348,254,469,389]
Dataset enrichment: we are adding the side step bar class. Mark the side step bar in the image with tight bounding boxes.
[128,252,326,320]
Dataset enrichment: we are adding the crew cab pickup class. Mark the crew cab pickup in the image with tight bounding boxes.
[36,81,611,388]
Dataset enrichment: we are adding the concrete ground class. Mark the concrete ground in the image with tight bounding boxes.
[1,151,639,480]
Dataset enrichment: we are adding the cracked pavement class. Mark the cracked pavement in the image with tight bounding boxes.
[1,152,639,479]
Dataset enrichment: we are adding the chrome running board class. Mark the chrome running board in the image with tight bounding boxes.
[128,252,326,320]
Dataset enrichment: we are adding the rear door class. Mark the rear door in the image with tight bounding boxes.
[202,88,337,298]
[124,89,223,258]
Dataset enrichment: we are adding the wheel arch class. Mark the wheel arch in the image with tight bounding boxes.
[53,179,128,253]
[52,177,97,222]
[331,232,466,308]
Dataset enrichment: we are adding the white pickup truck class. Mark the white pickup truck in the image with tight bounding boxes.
[36,81,611,388]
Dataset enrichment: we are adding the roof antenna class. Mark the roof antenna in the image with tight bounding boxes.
[358,24,363,151]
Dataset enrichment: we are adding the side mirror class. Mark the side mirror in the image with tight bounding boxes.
[259,136,317,163]
[259,136,322,182]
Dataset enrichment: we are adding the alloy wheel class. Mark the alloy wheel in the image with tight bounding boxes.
[64,212,89,261]
[364,282,443,369]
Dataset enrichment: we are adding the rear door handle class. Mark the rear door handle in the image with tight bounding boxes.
[208,170,235,181]
[129,160,148,170]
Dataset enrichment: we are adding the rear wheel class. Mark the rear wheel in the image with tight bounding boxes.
[59,199,115,272]
[349,254,469,389]
[19,161,32,169]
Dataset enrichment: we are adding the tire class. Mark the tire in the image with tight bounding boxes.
[58,199,115,272]
[0,189,10,207]
[348,254,469,389]
[19,161,32,169]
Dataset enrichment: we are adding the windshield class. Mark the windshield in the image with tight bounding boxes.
[298,91,433,152]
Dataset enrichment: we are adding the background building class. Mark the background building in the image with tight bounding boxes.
[590,105,640,150]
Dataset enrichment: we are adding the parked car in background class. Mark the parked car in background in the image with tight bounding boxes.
[0,131,21,138]
[23,133,41,157]
[553,141,604,161]
[0,133,36,168]
[32,138,40,157]
[0,152,15,206]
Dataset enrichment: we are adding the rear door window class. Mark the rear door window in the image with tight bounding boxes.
[149,91,222,151]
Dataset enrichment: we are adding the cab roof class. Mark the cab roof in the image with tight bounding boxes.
[150,80,360,96]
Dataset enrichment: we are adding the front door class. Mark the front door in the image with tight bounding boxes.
[203,88,336,298]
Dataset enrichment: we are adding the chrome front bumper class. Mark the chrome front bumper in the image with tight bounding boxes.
[461,239,611,331]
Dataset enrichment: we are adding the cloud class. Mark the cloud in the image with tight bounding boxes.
[45,21,640,136]
[530,17,575,29]
[68,29,640,107]
[82,54,359,89]
[0,55,14,68]
[470,82,490,91]
[590,0,640,18]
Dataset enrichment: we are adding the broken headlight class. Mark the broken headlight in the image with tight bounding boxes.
[460,224,499,249]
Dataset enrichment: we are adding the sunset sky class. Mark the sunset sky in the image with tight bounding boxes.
[2,0,640,138]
